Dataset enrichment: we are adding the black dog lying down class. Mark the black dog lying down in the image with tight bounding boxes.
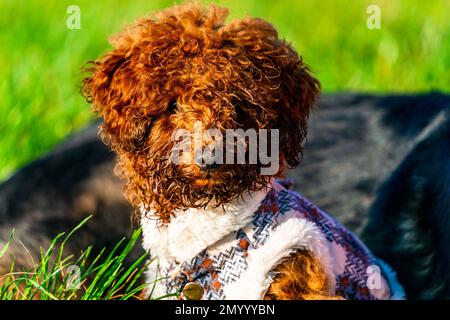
[362,106,450,299]
[0,93,448,299]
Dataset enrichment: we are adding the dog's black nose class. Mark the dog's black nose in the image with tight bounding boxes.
[201,163,221,172]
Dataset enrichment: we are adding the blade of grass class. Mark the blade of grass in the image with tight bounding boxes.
[0,229,14,258]
[104,252,148,299]
[25,278,59,300]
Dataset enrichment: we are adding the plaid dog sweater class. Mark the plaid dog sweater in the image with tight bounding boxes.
[141,179,405,300]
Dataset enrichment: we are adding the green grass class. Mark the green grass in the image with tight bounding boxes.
[0,0,449,180]
[0,217,161,300]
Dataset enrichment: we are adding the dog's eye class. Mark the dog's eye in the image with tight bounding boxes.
[168,100,177,114]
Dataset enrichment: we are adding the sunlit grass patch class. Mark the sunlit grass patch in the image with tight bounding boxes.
[0,0,448,179]
[0,217,153,300]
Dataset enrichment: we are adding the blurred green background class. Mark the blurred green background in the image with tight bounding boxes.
[0,0,449,180]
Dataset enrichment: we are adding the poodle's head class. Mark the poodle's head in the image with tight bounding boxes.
[82,3,320,222]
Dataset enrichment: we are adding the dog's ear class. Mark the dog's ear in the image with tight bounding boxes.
[81,45,153,153]
[221,18,321,168]
[274,43,321,168]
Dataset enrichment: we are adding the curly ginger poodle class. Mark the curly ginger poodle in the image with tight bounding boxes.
[82,3,404,300]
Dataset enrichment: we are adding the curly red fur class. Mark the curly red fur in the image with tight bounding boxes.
[263,249,343,300]
[81,2,320,224]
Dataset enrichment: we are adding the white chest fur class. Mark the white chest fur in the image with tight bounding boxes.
[140,186,270,264]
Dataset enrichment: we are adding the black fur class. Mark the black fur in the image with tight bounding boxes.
[293,92,450,233]
[0,125,136,273]
[362,111,450,299]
